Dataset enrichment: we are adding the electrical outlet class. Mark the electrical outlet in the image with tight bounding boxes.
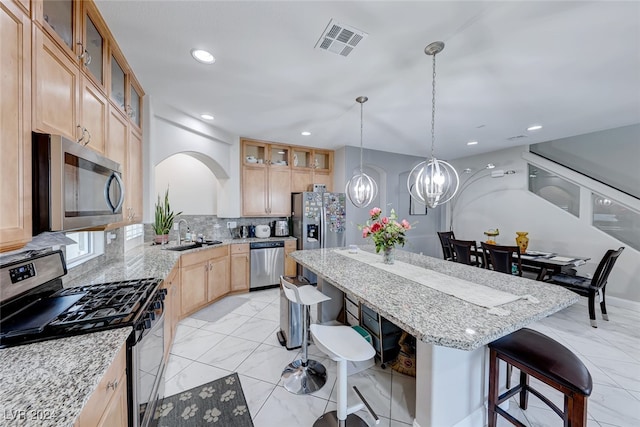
[227,221,237,229]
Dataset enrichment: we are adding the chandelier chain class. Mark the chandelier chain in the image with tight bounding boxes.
[360,100,364,173]
[431,52,437,159]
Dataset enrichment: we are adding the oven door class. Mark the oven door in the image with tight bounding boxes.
[132,311,166,427]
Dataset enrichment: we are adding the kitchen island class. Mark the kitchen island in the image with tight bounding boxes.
[290,247,579,427]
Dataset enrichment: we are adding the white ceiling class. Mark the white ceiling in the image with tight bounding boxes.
[95,0,640,160]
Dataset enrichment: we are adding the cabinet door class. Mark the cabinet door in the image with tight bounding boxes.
[128,77,144,131]
[269,168,291,216]
[106,106,127,168]
[291,169,313,193]
[34,0,76,57]
[284,240,297,277]
[80,75,107,154]
[242,167,268,216]
[231,253,249,291]
[95,372,127,427]
[110,51,126,112]
[33,27,79,140]
[127,129,143,222]
[81,2,107,88]
[0,0,32,252]
[180,262,207,315]
[208,256,230,302]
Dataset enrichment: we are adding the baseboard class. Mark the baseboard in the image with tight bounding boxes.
[412,405,485,427]
[607,295,640,311]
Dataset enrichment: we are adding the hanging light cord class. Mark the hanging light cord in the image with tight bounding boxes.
[430,52,437,159]
[359,100,364,174]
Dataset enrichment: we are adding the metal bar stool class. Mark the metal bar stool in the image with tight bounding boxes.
[488,328,593,427]
[280,276,331,394]
[310,324,379,427]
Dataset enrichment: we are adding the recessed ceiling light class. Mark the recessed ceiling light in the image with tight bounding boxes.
[200,113,214,120]
[191,49,215,64]
[301,131,311,136]
[527,125,543,131]
[467,141,478,146]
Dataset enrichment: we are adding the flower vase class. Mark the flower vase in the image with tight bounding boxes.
[515,231,529,254]
[382,246,395,265]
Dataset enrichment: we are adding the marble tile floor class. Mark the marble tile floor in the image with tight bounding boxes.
[164,288,640,427]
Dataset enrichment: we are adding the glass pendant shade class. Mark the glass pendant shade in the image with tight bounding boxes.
[346,95,378,208]
[408,157,459,208]
[346,172,378,208]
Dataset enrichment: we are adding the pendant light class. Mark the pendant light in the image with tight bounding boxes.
[346,96,378,208]
[407,41,459,208]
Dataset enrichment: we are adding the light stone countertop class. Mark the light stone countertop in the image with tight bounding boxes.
[0,328,131,427]
[0,237,296,426]
[290,246,579,351]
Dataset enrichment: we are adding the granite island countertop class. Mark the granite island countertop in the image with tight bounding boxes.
[290,246,578,351]
[0,328,131,427]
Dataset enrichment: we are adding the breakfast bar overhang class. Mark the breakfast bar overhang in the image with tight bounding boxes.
[291,247,579,427]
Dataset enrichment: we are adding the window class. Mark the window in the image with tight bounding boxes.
[528,164,580,217]
[592,193,640,251]
[65,231,104,267]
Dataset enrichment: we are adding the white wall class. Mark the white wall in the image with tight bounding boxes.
[450,146,640,303]
[144,99,242,221]
[155,153,218,215]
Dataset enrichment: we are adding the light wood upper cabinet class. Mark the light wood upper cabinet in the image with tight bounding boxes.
[127,129,143,222]
[80,74,107,154]
[128,76,144,131]
[33,26,80,141]
[109,49,126,112]
[0,0,32,252]
[33,0,77,59]
[80,2,109,89]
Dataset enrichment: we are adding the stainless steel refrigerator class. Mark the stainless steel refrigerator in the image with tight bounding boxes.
[291,192,346,322]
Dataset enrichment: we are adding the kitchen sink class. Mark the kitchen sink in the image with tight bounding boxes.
[162,240,223,251]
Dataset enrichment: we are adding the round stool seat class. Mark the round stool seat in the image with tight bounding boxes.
[282,284,331,306]
[310,324,375,362]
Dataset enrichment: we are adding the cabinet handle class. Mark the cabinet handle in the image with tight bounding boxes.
[76,42,91,66]
[106,379,119,391]
[76,125,84,144]
[83,128,91,146]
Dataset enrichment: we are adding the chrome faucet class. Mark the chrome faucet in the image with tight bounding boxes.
[176,219,189,245]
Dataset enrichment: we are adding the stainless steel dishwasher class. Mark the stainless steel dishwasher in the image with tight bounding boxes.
[250,241,285,290]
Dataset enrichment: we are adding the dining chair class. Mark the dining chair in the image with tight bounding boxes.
[437,231,456,261]
[481,242,522,276]
[449,238,480,266]
[549,247,625,328]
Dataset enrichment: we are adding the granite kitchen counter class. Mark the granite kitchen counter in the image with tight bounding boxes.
[0,328,131,427]
[290,246,578,351]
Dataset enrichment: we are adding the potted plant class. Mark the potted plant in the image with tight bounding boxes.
[152,188,182,244]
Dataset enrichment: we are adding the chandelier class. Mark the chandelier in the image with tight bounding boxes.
[407,41,459,208]
[346,96,378,208]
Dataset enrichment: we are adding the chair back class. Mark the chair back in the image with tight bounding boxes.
[591,247,625,290]
[449,238,479,266]
[481,242,522,276]
[437,231,456,260]
[280,276,302,304]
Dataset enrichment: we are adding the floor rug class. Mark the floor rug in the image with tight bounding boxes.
[154,373,254,426]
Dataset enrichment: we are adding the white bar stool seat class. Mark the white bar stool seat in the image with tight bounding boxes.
[280,276,331,395]
[310,324,379,427]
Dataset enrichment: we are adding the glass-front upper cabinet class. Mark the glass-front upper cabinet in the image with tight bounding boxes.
[42,0,74,49]
[128,79,143,129]
[83,15,104,85]
[110,54,126,110]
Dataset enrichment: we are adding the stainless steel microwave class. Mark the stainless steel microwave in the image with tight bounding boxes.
[32,133,125,234]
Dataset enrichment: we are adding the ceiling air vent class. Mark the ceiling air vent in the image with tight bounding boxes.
[315,19,368,57]
[507,135,528,141]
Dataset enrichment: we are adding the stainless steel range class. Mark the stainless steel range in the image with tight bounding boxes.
[0,250,166,427]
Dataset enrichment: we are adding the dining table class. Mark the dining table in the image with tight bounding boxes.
[290,246,579,427]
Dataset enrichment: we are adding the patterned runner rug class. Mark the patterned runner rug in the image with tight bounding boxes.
[154,373,254,426]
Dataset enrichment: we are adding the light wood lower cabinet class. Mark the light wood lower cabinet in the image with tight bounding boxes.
[161,265,180,359]
[75,341,127,427]
[180,246,230,317]
[284,240,297,277]
[230,244,250,291]
[0,0,32,252]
